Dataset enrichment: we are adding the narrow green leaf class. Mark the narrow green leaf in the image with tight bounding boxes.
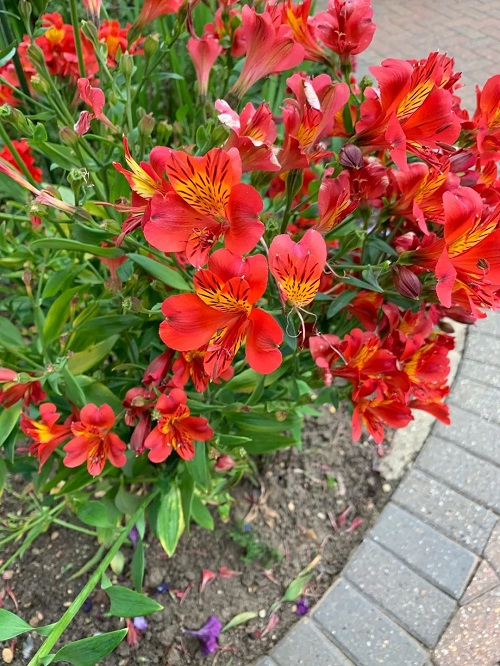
[131,538,145,593]
[31,238,124,257]
[67,336,119,375]
[190,496,214,530]
[0,610,32,640]
[222,611,258,633]
[0,403,22,448]
[185,442,210,491]
[61,366,87,408]
[326,289,356,318]
[243,433,297,454]
[0,458,7,496]
[51,629,128,665]
[43,287,81,344]
[128,253,190,290]
[157,486,184,557]
[106,586,163,617]
[282,573,312,603]
[0,315,24,348]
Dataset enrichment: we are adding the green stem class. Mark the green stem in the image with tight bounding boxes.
[52,518,97,536]
[332,261,391,272]
[0,123,38,186]
[69,0,86,78]
[27,490,158,666]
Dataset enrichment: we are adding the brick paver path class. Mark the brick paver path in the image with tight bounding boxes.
[257,4,500,663]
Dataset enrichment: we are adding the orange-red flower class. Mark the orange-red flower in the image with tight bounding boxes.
[145,148,264,267]
[355,52,462,170]
[145,388,213,463]
[74,78,117,135]
[227,6,305,99]
[315,171,358,233]
[171,347,234,393]
[63,403,127,476]
[314,0,376,61]
[0,368,46,409]
[351,379,412,443]
[187,36,222,99]
[160,249,283,378]
[269,229,327,308]
[133,0,184,33]
[0,139,42,183]
[97,20,142,65]
[472,75,500,161]
[280,0,327,63]
[20,403,72,469]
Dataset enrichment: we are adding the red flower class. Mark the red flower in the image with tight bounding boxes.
[143,350,175,387]
[74,78,117,135]
[98,20,142,66]
[280,0,327,63]
[314,0,376,61]
[355,53,462,170]
[215,100,280,173]
[227,6,305,99]
[63,403,127,476]
[171,347,234,393]
[269,229,327,308]
[83,0,102,23]
[134,0,184,32]
[351,379,412,444]
[145,388,213,463]
[472,75,500,161]
[20,403,72,469]
[0,140,42,183]
[145,148,264,267]
[0,368,46,409]
[160,249,283,378]
[187,36,222,99]
[315,171,358,233]
[123,387,156,453]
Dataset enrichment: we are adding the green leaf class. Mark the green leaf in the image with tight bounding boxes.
[0,610,32,640]
[128,253,190,290]
[282,573,312,603]
[43,287,81,344]
[340,273,384,293]
[76,500,121,528]
[0,458,7,496]
[31,238,125,258]
[190,496,214,530]
[78,380,123,414]
[51,629,128,665]
[222,611,258,633]
[131,538,145,593]
[185,442,210,491]
[67,336,119,375]
[216,433,252,448]
[326,289,356,318]
[0,403,22,448]
[106,586,163,618]
[61,366,87,408]
[157,486,184,557]
[179,472,194,529]
[0,315,24,348]
[243,433,297,455]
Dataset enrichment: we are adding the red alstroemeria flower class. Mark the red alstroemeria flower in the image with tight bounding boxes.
[227,6,305,99]
[143,350,175,387]
[0,140,42,183]
[98,20,142,66]
[63,403,127,476]
[315,171,358,233]
[133,0,184,33]
[123,387,156,453]
[145,148,264,267]
[351,379,413,444]
[314,0,376,62]
[355,52,462,170]
[160,249,283,378]
[145,388,213,463]
[75,78,117,135]
[83,0,102,23]
[171,347,234,393]
[277,73,350,172]
[187,35,223,99]
[0,368,46,409]
[215,100,280,172]
[269,229,327,308]
[280,0,327,63]
[472,75,500,161]
[20,403,72,469]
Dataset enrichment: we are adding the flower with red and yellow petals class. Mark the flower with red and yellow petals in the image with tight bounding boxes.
[0,368,46,410]
[187,36,223,99]
[160,249,283,379]
[0,139,42,183]
[145,148,264,267]
[145,388,213,463]
[21,403,72,469]
[63,403,127,477]
[315,171,358,233]
[269,229,327,308]
[172,347,234,393]
[314,0,376,62]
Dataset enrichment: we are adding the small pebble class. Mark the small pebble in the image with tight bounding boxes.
[50,531,59,541]
[2,648,13,664]
[382,483,392,493]
[317,512,326,520]
[63,601,71,608]
[29,616,39,628]
[258,609,266,618]
[288,502,295,512]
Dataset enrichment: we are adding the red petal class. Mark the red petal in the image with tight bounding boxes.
[224,183,264,255]
[245,309,283,374]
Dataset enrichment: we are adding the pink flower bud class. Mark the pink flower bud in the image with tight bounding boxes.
[393,266,422,300]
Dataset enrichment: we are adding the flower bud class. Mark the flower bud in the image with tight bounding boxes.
[143,34,159,59]
[449,150,476,174]
[26,44,46,69]
[138,113,155,137]
[393,266,422,300]
[81,20,99,46]
[214,454,236,472]
[30,74,50,95]
[59,126,78,146]
[119,53,134,78]
[0,105,32,135]
[339,144,364,169]
[156,120,172,145]
[18,0,32,25]
[67,168,88,188]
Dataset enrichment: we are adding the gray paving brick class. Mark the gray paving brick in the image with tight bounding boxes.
[255,659,278,666]
[449,376,500,425]
[463,332,500,368]
[416,437,500,512]
[469,312,500,337]
[460,358,500,390]
[343,540,455,647]
[314,580,429,666]
[271,619,353,666]
[370,503,478,599]
[433,404,500,466]
[393,469,497,555]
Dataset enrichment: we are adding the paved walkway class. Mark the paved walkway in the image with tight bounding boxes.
[257,4,500,662]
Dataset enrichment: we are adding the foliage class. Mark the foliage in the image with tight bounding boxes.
[228,521,281,566]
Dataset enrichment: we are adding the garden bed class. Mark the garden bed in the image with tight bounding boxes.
[1,405,392,665]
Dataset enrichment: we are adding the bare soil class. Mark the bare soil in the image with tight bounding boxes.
[0,405,393,666]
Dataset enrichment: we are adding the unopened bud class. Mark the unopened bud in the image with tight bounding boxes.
[339,144,364,169]
[26,44,46,69]
[81,20,99,46]
[119,53,134,78]
[438,321,454,334]
[156,120,172,145]
[122,297,142,312]
[22,269,32,288]
[393,266,422,300]
[59,126,78,146]
[67,168,88,188]
[143,34,159,58]
[449,150,476,174]
[0,105,31,134]
[18,0,32,25]
[138,113,155,137]
[30,74,50,94]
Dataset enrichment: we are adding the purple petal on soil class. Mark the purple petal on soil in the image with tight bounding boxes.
[82,597,93,613]
[185,615,222,656]
[295,597,309,616]
[244,524,251,531]
[128,526,140,548]
[133,616,148,631]
[155,582,169,594]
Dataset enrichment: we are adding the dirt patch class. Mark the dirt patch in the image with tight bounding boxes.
[1,405,393,665]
